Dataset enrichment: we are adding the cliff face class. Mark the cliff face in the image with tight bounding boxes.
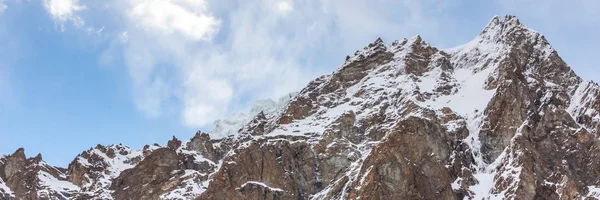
[1,15,600,200]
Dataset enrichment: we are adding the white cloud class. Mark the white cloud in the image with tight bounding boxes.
[109,0,322,126]
[111,0,223,122]
[112,0,449,127]
[174,0,448,127]
[182,74,233,126]
[0,0,7,13]
[128,0,221,41]
[43,0,85,27]
[275,1,293,14]
[52,0,448,128]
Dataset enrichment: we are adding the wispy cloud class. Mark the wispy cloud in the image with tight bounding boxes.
[41,0,451,127]
[128,0,221,41]
[0,0,7,13]
[43,0,86,30]
[275,0,293,14]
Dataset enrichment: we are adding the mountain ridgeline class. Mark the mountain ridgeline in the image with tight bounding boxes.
[1,15,600,200]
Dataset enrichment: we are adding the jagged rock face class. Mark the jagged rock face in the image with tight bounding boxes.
[278,37,395,125]
[240,111,269,136]
[168,137,183,150]
[109,138,218,200]
[3,149,26,183]
[2,15,600,200]
[3,148,33,200]
[475,15,582,163]
[186,132,219,162]
[199,139,320,200]
[66,144,155,199]
[345,117,459,200]
[0,149,79,200]
[111,148,182,200]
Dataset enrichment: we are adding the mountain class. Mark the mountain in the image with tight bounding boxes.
[1,15,600,200]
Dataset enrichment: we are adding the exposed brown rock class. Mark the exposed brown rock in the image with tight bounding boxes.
[4,148,26,181]
[240,111,268,136]
[198,140,320,200]
[186,132,219,161]
[347,117,459,200]
[167,136,182,150]
[111,148,182,200]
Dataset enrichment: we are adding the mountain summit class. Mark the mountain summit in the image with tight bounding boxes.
[1,15,599,200]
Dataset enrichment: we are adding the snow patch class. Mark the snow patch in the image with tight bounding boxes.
[586,186,600,198]
[237,181,285,192]
[37,171,80,198]
[568,81,600,133]
[0,178,14,198]
[160,170,209,200]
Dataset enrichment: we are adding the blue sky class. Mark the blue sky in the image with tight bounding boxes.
[0,0,598,166]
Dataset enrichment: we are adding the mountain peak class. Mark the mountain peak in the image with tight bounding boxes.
[11,148,25,159]
[477,15,532,43]
[34,153,42,160]
[372,37,384,44]
[410,34,423,42]
[366,37,387,50]
[405,34,432,50]
[483,15,521,31]
[488,15,519,24]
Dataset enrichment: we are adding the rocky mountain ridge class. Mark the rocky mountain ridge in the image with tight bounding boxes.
[1,15,600,200]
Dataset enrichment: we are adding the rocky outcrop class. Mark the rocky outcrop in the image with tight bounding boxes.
[199,139,319,200]
[186,132,219,162]
[0,148,79,200]
[167,136,182,150]
[346,117,460,200]
[3,148,33,200]
[3,149,26,182]
[111,148,182,200]
[1,15,600,200]
[66,144,153,199]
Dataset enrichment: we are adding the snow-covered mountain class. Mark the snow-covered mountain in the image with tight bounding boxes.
[210,93,297,139]
[1,15,599,200]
